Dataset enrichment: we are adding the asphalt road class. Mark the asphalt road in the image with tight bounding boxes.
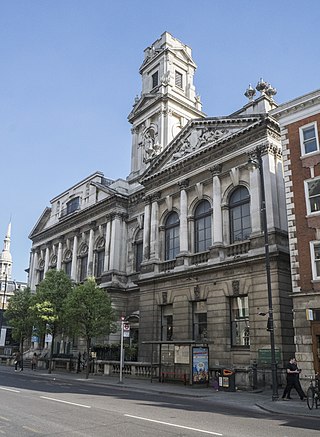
[0,368,319,436]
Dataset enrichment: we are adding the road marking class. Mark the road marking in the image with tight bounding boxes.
[22,426,41,433]
[0,387,20,393]
[124,414,223,435]
[40,396,91,408]
[0,417,10,422]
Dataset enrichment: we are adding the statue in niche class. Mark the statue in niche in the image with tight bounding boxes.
[143,127,161,162]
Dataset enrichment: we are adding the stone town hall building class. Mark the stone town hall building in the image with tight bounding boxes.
[28,32,294,387]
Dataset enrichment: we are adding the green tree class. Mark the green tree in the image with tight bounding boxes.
[65,278,116,379]
[5,287,34,359]
[33,269,73,373]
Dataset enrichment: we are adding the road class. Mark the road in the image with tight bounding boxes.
[0,367,319,436]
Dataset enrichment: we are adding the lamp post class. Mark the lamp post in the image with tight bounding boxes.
[248,149,279,401]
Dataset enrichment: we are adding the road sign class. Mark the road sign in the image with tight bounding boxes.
[123,323,130,337]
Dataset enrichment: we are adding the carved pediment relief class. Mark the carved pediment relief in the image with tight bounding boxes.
[168,127,229,163]
[141,115,264,183]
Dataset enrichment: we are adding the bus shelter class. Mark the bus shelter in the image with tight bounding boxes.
[142,340,209,386]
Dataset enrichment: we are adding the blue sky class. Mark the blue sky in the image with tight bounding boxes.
[1,0,320,282]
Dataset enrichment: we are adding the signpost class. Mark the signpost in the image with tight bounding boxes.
[119,318,130,383]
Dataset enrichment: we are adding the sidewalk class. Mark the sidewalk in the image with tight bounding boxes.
[11,366,320,419]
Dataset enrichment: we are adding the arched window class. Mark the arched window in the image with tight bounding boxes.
[229,186,251,243]
[165,212,180,260]
[194,200,212,252]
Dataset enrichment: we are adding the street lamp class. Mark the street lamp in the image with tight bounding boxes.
[248,148,279,401]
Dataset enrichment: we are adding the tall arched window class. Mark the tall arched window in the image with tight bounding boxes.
[194,200,212,252]
[165,212,180,260]
[229,186,251,243]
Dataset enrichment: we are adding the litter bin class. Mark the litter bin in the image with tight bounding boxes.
[218,369,236,392]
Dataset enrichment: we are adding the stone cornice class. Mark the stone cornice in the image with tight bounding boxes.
[31,196,129,244]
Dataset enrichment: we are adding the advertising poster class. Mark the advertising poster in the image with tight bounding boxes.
[192,346,209,384]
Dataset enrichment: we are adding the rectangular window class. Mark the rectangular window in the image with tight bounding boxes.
[161,305,173,341]
[175,71,183,88]
[310,241,320,280]
[38,270,44,284]
[192,301,207,341]
[152,71,158,89]
[95,250,105,277]
[305,178,320,214]
[135,241,143,272]
[230,296,250,347]
[60,197,80,217]
[300,122,319,156]
[64,261,72,278]
[79,256,88,282]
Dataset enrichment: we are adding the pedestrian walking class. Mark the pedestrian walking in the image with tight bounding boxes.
[14,351,22,372]
[282,357,306,400]
[31,353,38,370]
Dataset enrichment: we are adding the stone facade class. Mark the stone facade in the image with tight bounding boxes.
[272,90,320,378]
[28,32,294,388]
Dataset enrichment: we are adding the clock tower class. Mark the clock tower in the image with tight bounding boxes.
[128,32,205,180]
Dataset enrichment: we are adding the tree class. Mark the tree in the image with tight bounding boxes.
[5,287,34,360]
[33,269,73,373]
[65,278,116,379]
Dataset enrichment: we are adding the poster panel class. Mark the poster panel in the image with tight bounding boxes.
[192,346,209,384]
[174,345,190,364]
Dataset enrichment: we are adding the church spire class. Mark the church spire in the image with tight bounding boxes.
[0,222,12,281]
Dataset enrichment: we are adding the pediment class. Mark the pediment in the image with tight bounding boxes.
[128,94,159,120]
[141,115,264,181]
[28,207,51,238]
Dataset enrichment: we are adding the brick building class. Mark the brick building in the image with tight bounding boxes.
[272,90,320,377]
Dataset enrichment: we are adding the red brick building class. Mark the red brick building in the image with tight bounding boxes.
[272,90,320,378]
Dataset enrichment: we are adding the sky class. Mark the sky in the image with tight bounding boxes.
[1,0,320,282]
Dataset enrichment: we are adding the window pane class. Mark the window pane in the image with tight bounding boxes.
[175,71,183,88]
[309,180,320,212]
[165,212,180,260]
[135,242,143,271]
[195,201,212,252]
[303,126,318,154]
[231,296,250,346]
[230,188,251,243]
[152,71,158,88]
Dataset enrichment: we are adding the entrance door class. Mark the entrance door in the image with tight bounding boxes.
[311,322,320,373]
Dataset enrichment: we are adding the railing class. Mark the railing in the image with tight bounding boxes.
[190,252,210,265]
[159,260,176,272]
[226,240,250,257]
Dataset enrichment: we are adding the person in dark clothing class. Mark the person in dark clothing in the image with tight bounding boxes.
[282,358,306,400]
[14,351,22,372]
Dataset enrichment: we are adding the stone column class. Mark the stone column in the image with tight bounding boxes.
[210,165,223,245]
[44,246,50,273]
[30,251,38,290]
[104,218,111,272]
[57,241,63,270]
[249,164,261,234]
[150,192,161,260]
[71,234,78,281]
[87,227,95,277]
[262,150,276,229]
[143,198,151,261]
[109,213,122,271]
[178,180,189,254]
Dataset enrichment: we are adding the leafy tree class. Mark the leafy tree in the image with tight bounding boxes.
[33,269,73,373]
[65,277,116,379]
[5,287,34,359]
